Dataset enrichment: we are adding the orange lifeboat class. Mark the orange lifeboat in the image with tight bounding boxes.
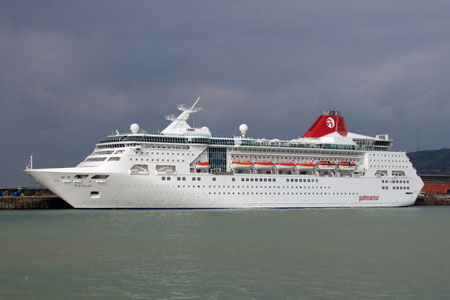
[195,162,210,170]
[338,161,357,170]
[231,161,253,170]
[296,163,315,170]
[275,162,295,171]
[316,161,337,170]
[254,161,275,171]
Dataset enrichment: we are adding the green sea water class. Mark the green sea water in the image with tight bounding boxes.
[1,207,449,300]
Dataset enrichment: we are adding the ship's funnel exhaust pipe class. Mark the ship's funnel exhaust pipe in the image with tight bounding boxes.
[302,110,348,138]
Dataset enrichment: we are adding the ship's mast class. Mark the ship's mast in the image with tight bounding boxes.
[161,96,203,134]
[26,154,33,170]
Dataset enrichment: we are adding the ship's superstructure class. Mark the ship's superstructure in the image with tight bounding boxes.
[25,98,423,208]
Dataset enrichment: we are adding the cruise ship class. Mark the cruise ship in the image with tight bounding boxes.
[25,98,423,208]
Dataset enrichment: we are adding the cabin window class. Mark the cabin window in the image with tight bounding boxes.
[155,165,175,175]
[130,164,150,175]
[392,170,406,177]
[92,175,109,179]
[85,157,107,162]
[90,191,100,198]
[375,170,388,177]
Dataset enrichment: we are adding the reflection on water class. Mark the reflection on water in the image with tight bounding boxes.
[1,207,449,300]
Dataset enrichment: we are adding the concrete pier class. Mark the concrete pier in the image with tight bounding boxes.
[0,196,73,209]
[414,195,450,206]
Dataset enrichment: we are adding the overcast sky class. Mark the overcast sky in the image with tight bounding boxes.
[1,0,450,186]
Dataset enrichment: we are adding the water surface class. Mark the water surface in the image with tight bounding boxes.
[1,207,449,299]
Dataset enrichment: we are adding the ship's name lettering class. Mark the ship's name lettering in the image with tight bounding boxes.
[359,195,379,201]
[75,184,92,188]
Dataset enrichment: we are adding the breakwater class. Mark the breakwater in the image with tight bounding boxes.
[0,195,72,209]
[415,195,450,206]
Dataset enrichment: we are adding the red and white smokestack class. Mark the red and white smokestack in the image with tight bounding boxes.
[302,110,348,138]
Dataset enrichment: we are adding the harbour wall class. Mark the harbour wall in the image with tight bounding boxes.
[0,195,73,209]
[415,195,450,206]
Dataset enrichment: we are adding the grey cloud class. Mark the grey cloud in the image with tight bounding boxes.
[1,0,450,185]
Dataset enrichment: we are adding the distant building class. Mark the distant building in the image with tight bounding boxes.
[420,175,450,195]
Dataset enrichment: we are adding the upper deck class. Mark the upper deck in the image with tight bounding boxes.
[96,99,392,152]
[96,132,390,152]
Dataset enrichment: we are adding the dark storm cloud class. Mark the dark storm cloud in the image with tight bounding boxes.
[1,0,450,185]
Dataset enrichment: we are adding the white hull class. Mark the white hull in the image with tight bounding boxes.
[25,168,422,208]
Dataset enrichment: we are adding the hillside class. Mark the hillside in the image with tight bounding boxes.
[407,148,450,174]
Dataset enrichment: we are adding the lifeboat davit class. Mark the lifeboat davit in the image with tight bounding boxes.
[231,161,253,171]
[195,162,210,170]
[275,162,295,171]
[254,161,275,171]
[338,161,357,170]
[296,163,315,170]
[316,161,337,170]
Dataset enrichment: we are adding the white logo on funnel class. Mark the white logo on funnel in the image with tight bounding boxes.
[326,117,335,128]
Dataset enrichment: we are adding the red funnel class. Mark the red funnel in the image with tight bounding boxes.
[302,111,348,138]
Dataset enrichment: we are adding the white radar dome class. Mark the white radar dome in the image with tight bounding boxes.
[239,124,248,137]
[130,123,140,134]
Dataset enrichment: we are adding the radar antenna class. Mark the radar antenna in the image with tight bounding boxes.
[26,154,33,170]
[191,95,201,110]
[165,114,177,121]
[161,96,204,134]
[177,96,202,113]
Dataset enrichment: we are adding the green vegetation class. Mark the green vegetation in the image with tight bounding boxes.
[407,148,450,174]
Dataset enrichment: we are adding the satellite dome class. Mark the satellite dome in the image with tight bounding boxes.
[130,123,140,134]
[239,124,248,137]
